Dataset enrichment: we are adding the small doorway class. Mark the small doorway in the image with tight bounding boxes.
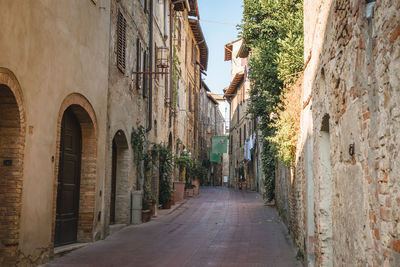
[109,130,130,225]
[55,108,82,247]
[110,139,117,224]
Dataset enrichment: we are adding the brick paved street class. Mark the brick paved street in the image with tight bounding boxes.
[44,187,301,267]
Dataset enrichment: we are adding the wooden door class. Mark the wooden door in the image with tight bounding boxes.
[55,109,82,246]
[110,140,117,224]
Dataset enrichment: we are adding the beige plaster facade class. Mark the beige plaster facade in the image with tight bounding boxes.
[0,0,110,265]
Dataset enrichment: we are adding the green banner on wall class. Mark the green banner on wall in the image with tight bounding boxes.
[210,151,221,163]
[212,136,228,154]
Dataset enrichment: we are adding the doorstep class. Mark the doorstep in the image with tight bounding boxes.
[54,243,88,257]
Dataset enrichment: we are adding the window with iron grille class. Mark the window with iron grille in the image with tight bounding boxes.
[117,11,126,73]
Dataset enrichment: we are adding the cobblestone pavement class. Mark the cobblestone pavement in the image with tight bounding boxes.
[44,187,301,267]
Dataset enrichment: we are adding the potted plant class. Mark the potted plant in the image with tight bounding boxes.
[141,198,152,223]
[185,182,195,197]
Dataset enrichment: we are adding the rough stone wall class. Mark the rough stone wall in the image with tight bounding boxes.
[172,8,200,162]
[303,0,400,265]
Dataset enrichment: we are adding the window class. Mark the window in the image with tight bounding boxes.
[154,120,157,136]
[177,78,180,107]
[189,84,192,112]
[140,0,149,12]
[177,20,181,48]
[191,40,195,64]
[136,39,142,90]
[142,50,148,97]
[239,128,242,148]
[117,11,126,73]
[244,124,246,141]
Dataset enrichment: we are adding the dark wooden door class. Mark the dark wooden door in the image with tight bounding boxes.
[110,140,117,224]
[55,109,82,247]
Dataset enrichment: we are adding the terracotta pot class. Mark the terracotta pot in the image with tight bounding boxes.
[147,200,155,216]
[192,179,200,195]
[185,188,194,197]
[171,191,175,205]
[174,182,185,202]
[142,210,152,223]
[163,200,172,209]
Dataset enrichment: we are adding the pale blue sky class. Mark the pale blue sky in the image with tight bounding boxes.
[197,0,243,95]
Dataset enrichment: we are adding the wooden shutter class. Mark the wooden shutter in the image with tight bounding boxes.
[117,11,126,73]
[136,39,142,89]
[142,50,147,97]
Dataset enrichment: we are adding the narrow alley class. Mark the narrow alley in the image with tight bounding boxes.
[44,188,300,267]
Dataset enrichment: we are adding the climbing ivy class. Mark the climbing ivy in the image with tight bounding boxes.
[239,0,303,201]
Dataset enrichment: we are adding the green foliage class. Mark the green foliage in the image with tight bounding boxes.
[131,126,146,163]
[151,143,174,207]
[188,161,208,185]
[268,82,301,166]
[239,0,303,200]
[174,155,193,170]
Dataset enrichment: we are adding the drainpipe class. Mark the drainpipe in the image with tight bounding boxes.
[147,0,154,132]
[169,4,173,128]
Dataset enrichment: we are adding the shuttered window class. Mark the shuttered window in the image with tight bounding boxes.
[117,11,126,73]
[177,20,181,48]
[136,39,142,90]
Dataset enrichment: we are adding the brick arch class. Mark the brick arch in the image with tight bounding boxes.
[0,68,25,266]
[52,93,98,247]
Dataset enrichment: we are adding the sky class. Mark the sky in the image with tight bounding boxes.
[197,0,244,95]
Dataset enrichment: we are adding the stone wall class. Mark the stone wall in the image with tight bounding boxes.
[300,0,400,265]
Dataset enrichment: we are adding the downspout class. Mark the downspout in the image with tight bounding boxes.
[147,0,154,132]
[169,4,173,128]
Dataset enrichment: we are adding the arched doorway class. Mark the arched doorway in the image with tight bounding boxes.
[318,114,333,265]
[0,82,25,266]
[55,107,82,246]
[53,97,97,247]
[110,130,130,225]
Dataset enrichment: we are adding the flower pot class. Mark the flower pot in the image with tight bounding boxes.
[171,191,175,205]
[174,182,185,202]
[147,200,155,216]
[142,210,152,223]
[185,188,194,197]
[163,200,172,209]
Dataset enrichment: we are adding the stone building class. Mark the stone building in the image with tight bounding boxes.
[0,0,209,265]
[106,0,171,233]
[198,82,225,186]
[170,0,208,163]
[208,92,229,186]
[224,38,257,191]
[0,1,110,265]
[273,0,400,266]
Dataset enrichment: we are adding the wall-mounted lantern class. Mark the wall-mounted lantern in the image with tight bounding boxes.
[156,46,169,69]
[366,0,376,19]
[131,46,169,77]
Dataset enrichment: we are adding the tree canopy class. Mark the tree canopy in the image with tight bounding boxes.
[238,0,303,200]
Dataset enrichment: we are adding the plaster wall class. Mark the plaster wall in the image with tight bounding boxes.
[0,0,110,264]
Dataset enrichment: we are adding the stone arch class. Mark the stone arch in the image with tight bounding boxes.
[52,93,98,246]
[110,129,130,225]
[0,68,25,266]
